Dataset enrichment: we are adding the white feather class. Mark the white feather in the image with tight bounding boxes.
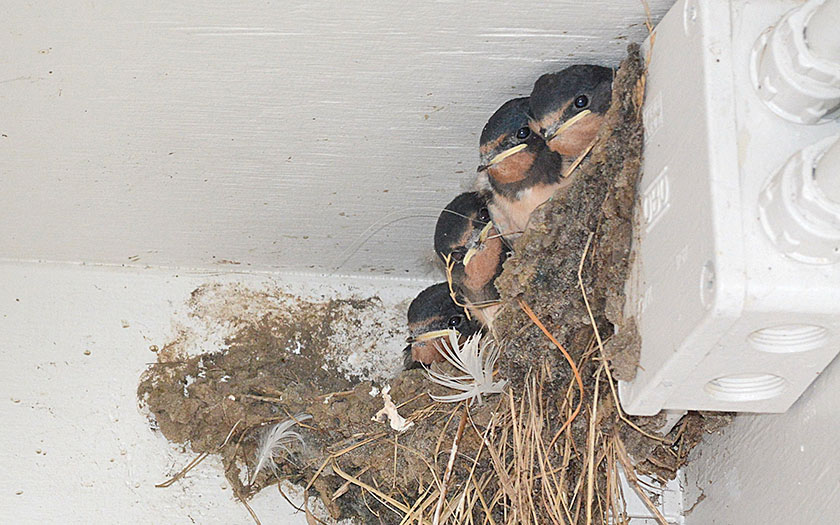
[426,332,507,406]
[250,414,312,485]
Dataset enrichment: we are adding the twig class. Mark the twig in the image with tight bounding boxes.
[400,484,437,525]
[301,488,331,525]
[517,299,584,450]
[434,404,463,471]
[239,393,285,403]
[562,138,598,179]
[443,252,474,319]
[613,434,669,525]
[576,232,668,443]
[155,452,210,488]
[393,434,399,491]
[434,404,468,525]
[155,419,242,488]
[463,410,497,525]
[276,483,311,518]
[585,370,601,525]
[239,493,262,525]
[331,466,371,501]
[332,460,411,515]
[397,391,430,410]
[314,389,356,400]
[303,431,387,502]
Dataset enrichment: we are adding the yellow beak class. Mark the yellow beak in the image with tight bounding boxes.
[549,109,592,139]
[488,143,528,166]
[410,328,460,343]
[463,221,494,266]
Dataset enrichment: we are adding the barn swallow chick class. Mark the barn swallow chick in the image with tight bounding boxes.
[476,97,566,239]
[404,282,481,368]
[529,65,613,159]
[434,192,511,329]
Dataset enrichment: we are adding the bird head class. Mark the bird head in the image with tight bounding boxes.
[529,65,613,158]
[434,192,510,320]
[477,97,543,186]
[404,282,481,367]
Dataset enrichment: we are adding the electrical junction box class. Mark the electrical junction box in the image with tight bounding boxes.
[620,0,840,415]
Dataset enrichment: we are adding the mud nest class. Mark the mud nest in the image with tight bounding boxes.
[139,45,730,525]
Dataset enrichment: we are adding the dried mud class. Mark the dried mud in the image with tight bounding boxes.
[138,283,500,523]
[493,47,644,388]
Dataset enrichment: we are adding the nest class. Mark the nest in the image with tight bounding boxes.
[138,44,730,524]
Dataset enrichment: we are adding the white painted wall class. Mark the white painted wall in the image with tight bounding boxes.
[0,262,424,523]
[0,2,684,522]
[683,354,840,524]
[0,0,673,278]
[0,261,684,524]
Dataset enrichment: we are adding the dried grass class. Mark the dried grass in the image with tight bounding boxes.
[297,308,671,524]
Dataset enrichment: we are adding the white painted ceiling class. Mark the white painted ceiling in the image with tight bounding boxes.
[1,0,675,278]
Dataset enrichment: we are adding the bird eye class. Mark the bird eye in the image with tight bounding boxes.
[450,249,466,263]
[447,315,463,328]
[505,250,514,259]
[515,127,530,139]
[478,207,490,223]
[574,95,589,109]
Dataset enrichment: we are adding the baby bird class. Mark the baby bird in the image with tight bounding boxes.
[475,97,566,240]
[434,192,511,329]
[404,282,481,368]
[529,65,613,159]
